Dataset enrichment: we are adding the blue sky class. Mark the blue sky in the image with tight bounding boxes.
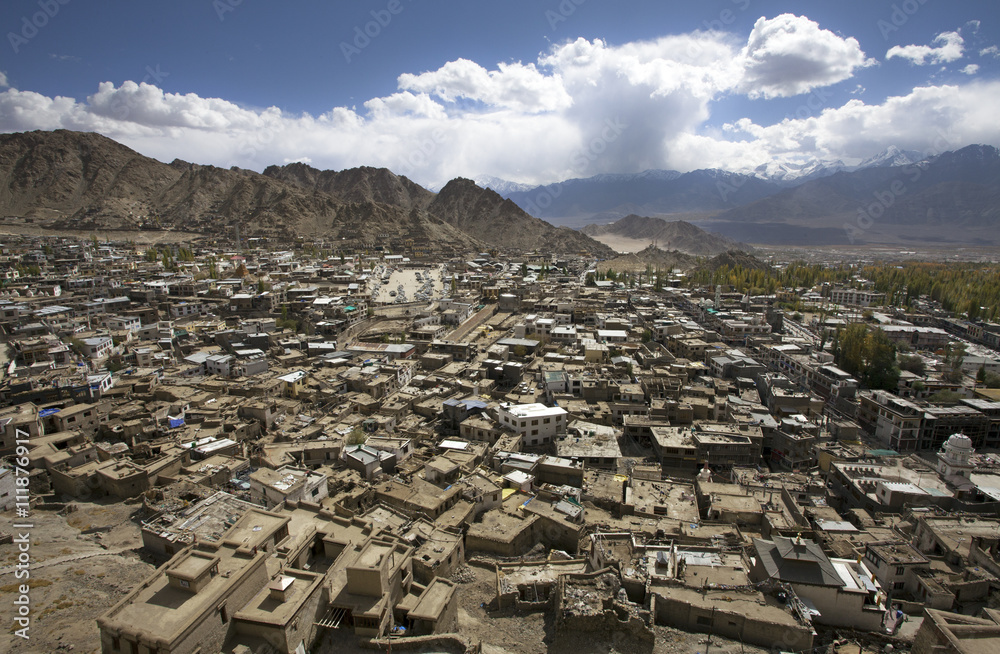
[1,0,998,186]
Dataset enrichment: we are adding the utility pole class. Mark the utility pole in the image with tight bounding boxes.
[705,605,716,654]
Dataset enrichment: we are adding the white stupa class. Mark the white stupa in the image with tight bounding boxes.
[936,433,974,479]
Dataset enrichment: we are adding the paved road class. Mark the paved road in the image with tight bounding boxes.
[448,305,498,343]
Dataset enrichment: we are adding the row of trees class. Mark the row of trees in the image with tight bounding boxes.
[692,260,1000,320]
[832,324,900,390]
[832,325,981,391]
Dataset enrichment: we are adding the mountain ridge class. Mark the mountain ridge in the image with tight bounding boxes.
[0,130,614,256]
[579,214,752,256]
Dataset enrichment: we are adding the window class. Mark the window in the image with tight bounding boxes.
[130,642,139,654]
[696,616,713,626]
[896,566,906,576]
[219,605,229,623]
[543,418,550,424]
[531,430,538,436]
[111,636,120,651]
[531,420,538,426]
[178,579,190,588]
[893,581,905,590]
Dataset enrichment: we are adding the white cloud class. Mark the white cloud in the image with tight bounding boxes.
[397,59,572,113]
[0,17,992,188]
[887,31,964,65]
[736,14,874,99]
[0,72,7,88]
[981,46,1000,58]
[720,82,1000,167]
[961,64,980,75]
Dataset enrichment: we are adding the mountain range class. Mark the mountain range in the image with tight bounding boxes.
[580,214,751,256]
[1,129,997,250]
[0,130,613,257]
[485,145,1000,246]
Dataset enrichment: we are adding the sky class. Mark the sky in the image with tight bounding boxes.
[1,0,999,187]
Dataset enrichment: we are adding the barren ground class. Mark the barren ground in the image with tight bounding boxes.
[1,499,156,653]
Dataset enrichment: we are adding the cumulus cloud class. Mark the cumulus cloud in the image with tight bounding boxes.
[981,46,1000,58]
[0,16,994,187]
[736,14,874,99]
[887,31,965,65]
[961,64,980,75]
[397,59,572,113]
[720,82,1000,167]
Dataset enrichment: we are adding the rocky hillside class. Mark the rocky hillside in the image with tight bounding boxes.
[580,214,750,255]
[0,130,613,255]
[701,250,771,272]
[262,162,434,211]
[429,178,613,256]
[597,245,698,274]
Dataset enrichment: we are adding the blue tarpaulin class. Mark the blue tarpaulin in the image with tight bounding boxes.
[168,417,185,428]
[39,408,61,417]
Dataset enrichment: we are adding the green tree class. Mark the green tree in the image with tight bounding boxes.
[865,329,900,390]
[928,390,964,404]
[978,364,988,384]
[943,342,966,383]
[346,427,367,446]
[898,354,927,377]
[834,323,867,379]
[835,325,899,390]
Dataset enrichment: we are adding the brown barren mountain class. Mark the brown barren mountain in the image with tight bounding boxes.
[581,213,751,255]
[0,130,613,255]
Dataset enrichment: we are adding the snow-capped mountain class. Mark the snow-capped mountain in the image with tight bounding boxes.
[469,174,535,195]
[857,145,924,169]
[749,159,849,184]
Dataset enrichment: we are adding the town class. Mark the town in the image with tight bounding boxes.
[2,234,1000,654]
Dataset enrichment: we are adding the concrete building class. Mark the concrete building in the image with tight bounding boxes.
[498,402,568,447]
[750,535,887,631]
[249,466,328,509]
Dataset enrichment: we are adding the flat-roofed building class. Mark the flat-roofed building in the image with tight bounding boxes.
[498,402,568,447]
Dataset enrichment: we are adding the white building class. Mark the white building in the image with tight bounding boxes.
[205,354,234,378]
[497,403,568,447]
[936,433,975,480]
[249,466,328,509]
[79,336,114,362]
